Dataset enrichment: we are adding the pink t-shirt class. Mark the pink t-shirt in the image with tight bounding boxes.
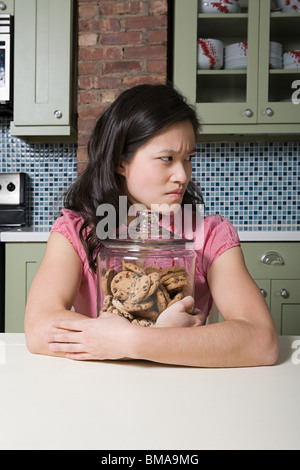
[51,209,240,319]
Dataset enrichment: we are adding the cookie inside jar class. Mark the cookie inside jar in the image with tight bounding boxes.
[97,211,196,327]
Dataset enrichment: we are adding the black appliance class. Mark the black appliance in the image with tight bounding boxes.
[0,173,27,226]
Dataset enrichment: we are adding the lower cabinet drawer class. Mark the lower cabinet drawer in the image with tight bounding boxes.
[241,242,300,279]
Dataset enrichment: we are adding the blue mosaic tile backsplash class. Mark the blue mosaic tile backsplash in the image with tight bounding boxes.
[0,117,299,231]
[193,141,300,231]
[0,118,78,228]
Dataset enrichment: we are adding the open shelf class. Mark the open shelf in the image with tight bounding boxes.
[197,15,248,39]
[197,72,247,103]
[269,69,300,102]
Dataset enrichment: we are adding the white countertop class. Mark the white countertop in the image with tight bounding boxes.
[0,227,300,242]
[0,227,50,242]
[238,231,300,242]
[0,334,299,450]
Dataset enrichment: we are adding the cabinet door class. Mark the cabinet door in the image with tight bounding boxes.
[258,0,300,126]
[11,0,75,137]
[5,243,46,333]
[174,0,260,128]
[173,0,300,134]
[271,280,300,335]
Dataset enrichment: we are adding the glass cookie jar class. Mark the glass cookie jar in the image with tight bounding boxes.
[97,211,196,327]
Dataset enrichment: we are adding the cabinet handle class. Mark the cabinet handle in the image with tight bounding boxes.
[261,251,285,265]
[0,2,7,10]
[54,110,63,119]
[244,108,253,118]
[265,108,274,117]
[280,289,289,299]
[260,289,267,297]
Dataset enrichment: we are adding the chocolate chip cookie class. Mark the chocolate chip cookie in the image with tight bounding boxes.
[100,262,192,326]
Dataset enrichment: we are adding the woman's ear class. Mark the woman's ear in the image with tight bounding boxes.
[116,161,126,176]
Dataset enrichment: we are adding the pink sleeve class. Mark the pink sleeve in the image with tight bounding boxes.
[200,215,241,275]
[51,209,88,272]
[50,209,97,318]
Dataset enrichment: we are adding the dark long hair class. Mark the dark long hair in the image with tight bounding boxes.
[64,84,205,272]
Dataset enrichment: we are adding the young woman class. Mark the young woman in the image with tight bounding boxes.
[25,84,279,367]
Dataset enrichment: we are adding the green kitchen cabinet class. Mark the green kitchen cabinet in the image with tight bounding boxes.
[5,241,300,335]
[5,243,46,333]
[173,0,300,135]
[10,0,76,139]
[241,242,300,335]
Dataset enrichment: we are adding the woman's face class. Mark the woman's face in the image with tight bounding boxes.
[117,120,196,210]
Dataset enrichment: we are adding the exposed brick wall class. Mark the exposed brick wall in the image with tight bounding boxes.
[77,0,169,174]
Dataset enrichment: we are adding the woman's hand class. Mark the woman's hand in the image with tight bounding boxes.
[44,312,135,361]
[44,296,205,361]
[155,296,206,328]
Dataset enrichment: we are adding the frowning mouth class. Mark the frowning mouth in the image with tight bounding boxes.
[166,189,184,197]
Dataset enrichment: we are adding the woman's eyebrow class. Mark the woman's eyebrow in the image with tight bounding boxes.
[155,147,197,155]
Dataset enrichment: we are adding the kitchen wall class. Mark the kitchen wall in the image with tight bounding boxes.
[0,0,299,232]
[195,141,300,231]
[77,0,168,172]
[0,118,77,228]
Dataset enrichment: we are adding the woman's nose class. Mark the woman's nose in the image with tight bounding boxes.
[170,163,190,184]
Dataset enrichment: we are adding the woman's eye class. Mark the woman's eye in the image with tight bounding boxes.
[158,154,195,163]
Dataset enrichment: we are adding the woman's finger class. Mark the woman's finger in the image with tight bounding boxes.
[44,332,81,343]
[51,319,86,332]
[179,296,195,310]
[66,353,96,361]
[49,342,85,353]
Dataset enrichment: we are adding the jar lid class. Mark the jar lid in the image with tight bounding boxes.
[100,210,194,250]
